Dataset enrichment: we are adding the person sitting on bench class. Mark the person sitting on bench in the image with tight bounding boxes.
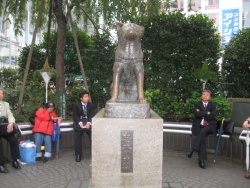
[242,117,250,179]
[73,91,93,162]
[0,88,21,173]
[186,89,217,169]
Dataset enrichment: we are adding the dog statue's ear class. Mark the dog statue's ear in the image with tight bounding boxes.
[116,22,123,30]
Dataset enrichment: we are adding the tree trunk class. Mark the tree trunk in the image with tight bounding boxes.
[53,0,66,94]
[16,0,45,113]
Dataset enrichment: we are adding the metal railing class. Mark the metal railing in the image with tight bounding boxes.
[1,121,237,162]
[163,122,233,161]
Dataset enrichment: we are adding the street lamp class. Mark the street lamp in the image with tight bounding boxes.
[40,71,51,103]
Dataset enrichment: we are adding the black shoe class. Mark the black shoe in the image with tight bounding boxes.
[12,160,21,169]
[0,165,8,173]
[36,157,42,162]
[43,157,51,163]
[186,149,193,158]
[76,155,81,162]
[199,160,206,169]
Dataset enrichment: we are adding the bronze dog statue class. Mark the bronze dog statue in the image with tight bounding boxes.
[111,23,146,103]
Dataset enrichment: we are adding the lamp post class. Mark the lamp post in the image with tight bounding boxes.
[40,71,51,103]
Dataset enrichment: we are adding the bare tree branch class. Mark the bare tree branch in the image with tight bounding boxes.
[78,7,99,34]
[65,0,91,101]
[78,6,116,42]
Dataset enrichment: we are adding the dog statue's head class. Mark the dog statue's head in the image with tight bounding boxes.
[116,23,144,41]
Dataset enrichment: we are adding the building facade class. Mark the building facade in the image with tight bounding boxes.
[0,1,44,70]
[167,0,249,47]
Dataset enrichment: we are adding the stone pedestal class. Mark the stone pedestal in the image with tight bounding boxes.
[92,109,163,188]
[104,100,150,118]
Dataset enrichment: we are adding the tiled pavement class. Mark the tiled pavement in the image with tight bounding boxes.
[0,149,249,188]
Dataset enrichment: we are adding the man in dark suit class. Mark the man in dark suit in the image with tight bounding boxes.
[73,91,94,162]
[186,89,217,169]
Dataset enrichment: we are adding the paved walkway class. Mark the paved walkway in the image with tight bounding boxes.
[0,149,249,188]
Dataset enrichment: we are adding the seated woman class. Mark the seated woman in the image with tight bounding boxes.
[242,118,250,179]
[32,102,59,163]
[0,88,21,173]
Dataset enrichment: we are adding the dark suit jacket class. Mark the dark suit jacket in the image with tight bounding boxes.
[191,101,217,136]
[73,102,94,125]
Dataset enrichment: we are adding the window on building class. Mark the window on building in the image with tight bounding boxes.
[205,0,219,10]
[185,0,199,11]
[243,0,250,28]
[170,0,183,11]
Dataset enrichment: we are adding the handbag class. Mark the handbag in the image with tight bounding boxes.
[0,116,21,139]
[222,120,234,135]
[217,120,234,135]
[19,140,36,164]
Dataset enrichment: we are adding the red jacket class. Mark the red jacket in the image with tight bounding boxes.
[32,107,57,136]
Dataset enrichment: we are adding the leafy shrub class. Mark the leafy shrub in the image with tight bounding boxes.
[185,91,232,121]
[145,89,187,121]
[222,28,250,98]
[145,89,232,122]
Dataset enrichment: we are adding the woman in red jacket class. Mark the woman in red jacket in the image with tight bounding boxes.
[32,102,58,163]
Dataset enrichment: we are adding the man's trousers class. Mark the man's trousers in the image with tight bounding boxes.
[191,126,213,161]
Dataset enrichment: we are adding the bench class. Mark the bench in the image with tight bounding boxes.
[17,121,74,136]
[15,121,234,161]
[163,122,234,161]
[16,121,75,154]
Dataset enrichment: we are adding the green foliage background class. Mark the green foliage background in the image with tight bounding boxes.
[139,12,231,121]
[141,12,221,99]
[6,29,115,122]
[222,28,250,98]
[145,90,232,122]
[1,11,233,123]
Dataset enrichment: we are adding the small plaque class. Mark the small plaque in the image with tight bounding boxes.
[121,130,133,173]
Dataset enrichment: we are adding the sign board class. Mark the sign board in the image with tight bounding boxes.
[221,8,240,48]
[59,93,66,119]
[220,0,242,48]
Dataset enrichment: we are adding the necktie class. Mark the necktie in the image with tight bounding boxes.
[82,104,87,118]
[203,103,208,126]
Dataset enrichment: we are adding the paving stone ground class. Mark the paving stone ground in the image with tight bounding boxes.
[0,149,249,188]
